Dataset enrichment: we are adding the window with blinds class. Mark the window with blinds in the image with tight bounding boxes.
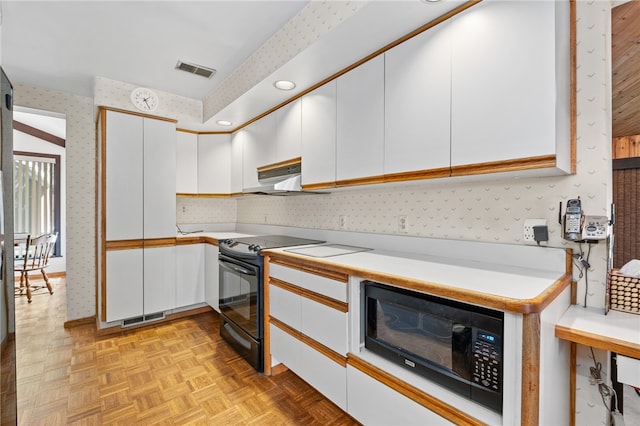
[13,154,56,240]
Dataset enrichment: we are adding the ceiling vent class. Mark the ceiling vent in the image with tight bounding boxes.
[175,60,216,79]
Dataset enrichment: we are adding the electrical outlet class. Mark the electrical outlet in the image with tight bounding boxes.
[263,214,268,224]
[523,219,547,243]
[398,215,408,233]
[181,206,186,213]
[339,215,347,230]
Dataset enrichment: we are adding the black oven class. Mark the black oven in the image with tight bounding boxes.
[364,281,504,413]
[217,235,324,373]
[218,253,263,372]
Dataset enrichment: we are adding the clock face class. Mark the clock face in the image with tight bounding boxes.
[131,88,159,112]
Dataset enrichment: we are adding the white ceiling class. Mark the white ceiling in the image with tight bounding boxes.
[1,0,471,132]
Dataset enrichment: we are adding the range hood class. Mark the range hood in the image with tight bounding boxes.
[243,160,319,196]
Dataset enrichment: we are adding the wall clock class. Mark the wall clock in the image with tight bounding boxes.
[130,87,159,112]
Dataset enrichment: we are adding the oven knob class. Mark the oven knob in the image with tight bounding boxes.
[220,239,232,245]
[248,244,256,251]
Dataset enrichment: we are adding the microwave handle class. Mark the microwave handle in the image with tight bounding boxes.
[451,323,472,380]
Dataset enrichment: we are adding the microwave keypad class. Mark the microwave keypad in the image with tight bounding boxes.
[472,340,501,392]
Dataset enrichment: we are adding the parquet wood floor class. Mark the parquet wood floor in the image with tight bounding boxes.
[14,278,360,425]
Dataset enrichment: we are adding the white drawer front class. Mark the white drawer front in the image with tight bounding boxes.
[269,263,347,302]
[269,285,301,330]
[300,296,348,355]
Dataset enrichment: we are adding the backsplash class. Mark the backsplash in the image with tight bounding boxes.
[176,197,237,224]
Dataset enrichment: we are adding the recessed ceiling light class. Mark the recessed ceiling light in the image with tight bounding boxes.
[420,0,442,3]
[274,80,296,91]
[216,120,232,126]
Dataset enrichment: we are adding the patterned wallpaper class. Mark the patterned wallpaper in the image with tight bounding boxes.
[13,84,95,321]
[94,76,202,128]
[202,1,366,121]
[176,197,236,225]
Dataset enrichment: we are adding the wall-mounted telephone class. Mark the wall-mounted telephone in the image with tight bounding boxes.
[560,198,609,242]
[562,198,584,241]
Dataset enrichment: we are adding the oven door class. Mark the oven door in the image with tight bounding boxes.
[218,254,261,338]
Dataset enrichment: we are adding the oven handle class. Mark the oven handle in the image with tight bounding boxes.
[219,259,256,276]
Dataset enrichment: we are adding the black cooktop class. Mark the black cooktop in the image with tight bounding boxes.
[219,235,325,260]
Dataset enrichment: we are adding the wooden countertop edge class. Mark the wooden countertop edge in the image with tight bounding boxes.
[554,325,640,359]
[263,251,572,314]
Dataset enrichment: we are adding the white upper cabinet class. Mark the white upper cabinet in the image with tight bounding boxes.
[450,0,570,171]
[242,115,277,190]
[105,110,175,240]
[143,117,177,239]
[198,134,231,194]
[275,99,302,162]
[384,21,452,175]
[301,81,337,187]
[176,130,198,194]
[336,55,385,182]
[230,131,244,194]
[105,111,143,241]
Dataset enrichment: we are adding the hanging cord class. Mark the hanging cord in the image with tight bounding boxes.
[589,347,620,415]
[572,243,593,307]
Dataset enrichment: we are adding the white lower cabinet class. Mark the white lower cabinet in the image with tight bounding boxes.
[268,262,349,411]
[270,323,347,411]
[204,244,220,312]
[105,249,144,322]
[347,366,453,426]
[105,246,176,322]
[176,244,205,308]
[144,246,177,314]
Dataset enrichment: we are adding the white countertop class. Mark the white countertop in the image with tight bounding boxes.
[264,245,569,311]
[555,305,640,358]
[176,231,254,240]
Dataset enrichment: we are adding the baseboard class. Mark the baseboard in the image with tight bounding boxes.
[63,316,96,329]
[270,363,289,376]
[96,306,214,337]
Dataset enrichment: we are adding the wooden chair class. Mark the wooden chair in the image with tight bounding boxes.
[15,232,58,303]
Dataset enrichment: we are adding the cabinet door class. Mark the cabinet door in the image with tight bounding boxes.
[143,118,177,238]
[105,249,143,322]
[198,134,231,194]
[143,246,176,314]
[270,325,303,375]
[336,55,385,181]
[347,366,453,426]
[230,132,244,194]
[301,81,337,186]
[242,115,277,190]
[385,22,451,174]
[176,130,198,194]
[275,99,301,162]
[176,244,205,307]
[204,244,220,311]
[300,343,347,411]
[450,1,558,166]
[300,297,347,355]
[105,111,143,241]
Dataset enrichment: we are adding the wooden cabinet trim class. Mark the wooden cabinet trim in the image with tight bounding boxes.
[270,277,349,313]
[257,157,301,173]
[270,317,347,367]
[451,155,558,177]
[347,355,485,426]
[176,193,233,198]
[521,313,540,426]
[99,106,177,124]
[105,240,144,251]
[554,325,640,359]
[269,258,349,283]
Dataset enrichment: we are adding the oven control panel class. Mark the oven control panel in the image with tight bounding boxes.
[471,330,502,393]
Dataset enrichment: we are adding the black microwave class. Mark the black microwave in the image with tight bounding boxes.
[364,281,504,413]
